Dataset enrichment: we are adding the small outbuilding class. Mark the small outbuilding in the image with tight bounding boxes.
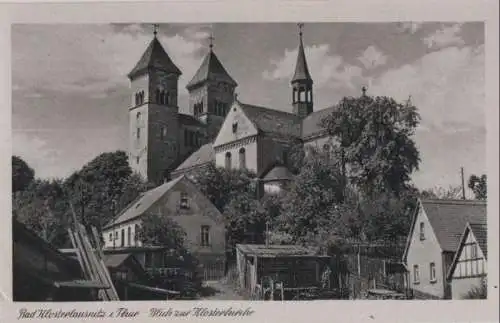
[235,244,330,300]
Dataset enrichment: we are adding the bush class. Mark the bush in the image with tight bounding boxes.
[462,278,487,299]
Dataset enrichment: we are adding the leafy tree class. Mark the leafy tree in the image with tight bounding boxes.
[189,162,256,212]
[63,151,152,231]
[13,179,71,247]
[468,174,487,200]
[278,147,347,245]
[136,211,186,250]
[12,156,35,192]
[420,185,463,200]
[320,94,420,197]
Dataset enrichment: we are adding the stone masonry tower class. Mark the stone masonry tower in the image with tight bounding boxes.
[127,25,182,185]
[186,36,238,140]
[291,23,314,118]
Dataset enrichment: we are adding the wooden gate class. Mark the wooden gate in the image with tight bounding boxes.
[201,261,226,281]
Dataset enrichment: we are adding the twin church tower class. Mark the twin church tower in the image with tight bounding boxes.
[127,24,314,184]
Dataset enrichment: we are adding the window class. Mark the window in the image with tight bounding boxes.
[429,262,436,282]
[114,231,118,240]
[180,192,189,209]
[239,148,246,169]
[136,127,141,140]
[471,243,478,259]
[413,265,420,284]
[156,89,161,103]
[419,222,425,240]
[232,122,238,134]
[135,224,140,245]
[136,112,141,122]
[127,227,131,247]
[164,91,169,105]
[136,156,140,164]
[161,125,167,140]
[201,225,210,246]
[225,152,232,169]
[109,232,113,242]
[121,229,125,247]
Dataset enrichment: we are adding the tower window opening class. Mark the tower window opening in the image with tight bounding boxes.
[239,148,246,169]
[232,122,238,134]
[136,127,141,140]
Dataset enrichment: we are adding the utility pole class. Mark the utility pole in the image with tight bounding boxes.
[461,167,466,200]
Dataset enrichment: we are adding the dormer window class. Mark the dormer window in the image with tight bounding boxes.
[180,192,189,209]
[232,122,238,134]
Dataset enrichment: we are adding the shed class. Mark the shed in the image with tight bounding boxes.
[235,244,330,299]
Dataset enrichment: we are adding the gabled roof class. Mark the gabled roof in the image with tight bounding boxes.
[446,221,488,280]
[238,102,302,138]
[186,49,237,90]
[128,37,181,80]
[301,106,335,139]
[291,33,313,84]
[258,162,294,182]
[103,176,185,229]
[174,143,214,172]
[403,199,487,261]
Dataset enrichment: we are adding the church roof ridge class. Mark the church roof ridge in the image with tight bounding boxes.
[186,49,237,90]
[128,37,182,79]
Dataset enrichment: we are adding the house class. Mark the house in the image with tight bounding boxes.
[12,218,108,301]
[402,199,487,299]
[102,175,226,279]
[235,244,330,300]
[446,221,487,299]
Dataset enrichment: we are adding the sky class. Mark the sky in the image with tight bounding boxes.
[12,22,486,192]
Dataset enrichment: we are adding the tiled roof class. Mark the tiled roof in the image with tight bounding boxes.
[236,244,325,258]
[301,106,335,139]
[238,102,302,138]
[178,113,205,128]
[128,37,181,79]
[469,222,487,258]
[104,176,185,228]
[174,143,214,171]
[186,49,237,90]
[421,199,487,252]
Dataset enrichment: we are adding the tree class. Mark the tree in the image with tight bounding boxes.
[278,146,347,245]
[63,151,152,231]
[136,212,186,250]
[420,185,463,200]
[12,156,35,192]
[189,162,256,212]
[320,94,421,197]
[468,174,487,200]
[13,178,71,247]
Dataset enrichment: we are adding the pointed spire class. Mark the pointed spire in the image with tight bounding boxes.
[153,24,159,38]
[291,23,313,84]
[208,33,215,51]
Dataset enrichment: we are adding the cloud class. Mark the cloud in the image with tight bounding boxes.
[397,22,423,34]
[12,24,207,97]
[423,23,465,49]
[357,45,387,70]
[12,131,64,179]
[263,44,364,90]
[370,44,484,133]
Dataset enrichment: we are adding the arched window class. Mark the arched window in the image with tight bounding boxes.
[225,152,232,169]
[164,91,169,105]
[127,227,131,246]
[136,127,141,139]
[136,111,141,121]
[121,228,125,247]
[134,224,140,245]
[239,148,246,169]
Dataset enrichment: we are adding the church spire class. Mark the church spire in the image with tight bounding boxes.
[291,23,313,84]
[291,23,313,118]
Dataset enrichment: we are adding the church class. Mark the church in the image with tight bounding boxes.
[127,25,336,186]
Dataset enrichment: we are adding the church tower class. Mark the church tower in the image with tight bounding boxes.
[186,36,238,140]
[291,23,313,118]
[127,25,182,185]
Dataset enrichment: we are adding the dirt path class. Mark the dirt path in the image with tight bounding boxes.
[199,280,246,300]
